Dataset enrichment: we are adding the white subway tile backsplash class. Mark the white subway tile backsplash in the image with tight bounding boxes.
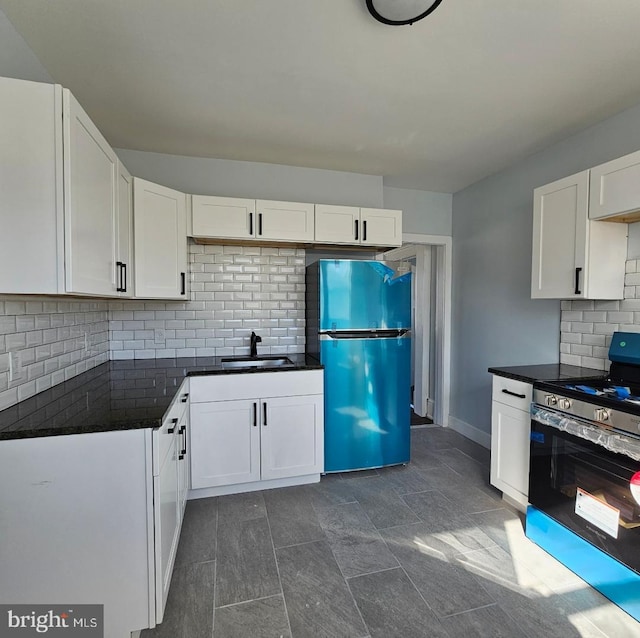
[0,244,306,411]
[559,259,640,369]
[108,244,306,361]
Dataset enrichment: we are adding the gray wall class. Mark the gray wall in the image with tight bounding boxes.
[0,9,52,82]
[451,101,640,435]
[116,149,384,208]
[383,186,452,236]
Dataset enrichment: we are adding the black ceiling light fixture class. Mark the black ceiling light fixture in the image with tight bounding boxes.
[366,0,444,26]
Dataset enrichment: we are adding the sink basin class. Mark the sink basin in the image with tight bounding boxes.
[221,356,294,369]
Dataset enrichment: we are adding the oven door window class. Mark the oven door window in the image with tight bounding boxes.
[529,419,640,575]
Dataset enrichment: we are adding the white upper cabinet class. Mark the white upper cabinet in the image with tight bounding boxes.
[191,195,314,242]
[314,204,360,244]
[116,162,134,297]
[255,199,315,241]
[589,150,640,221]
[0,77,133,297]
[191,196,255,240]
[360,207,402,246]
[63,89,119,296]
[133,178,188,299]
[0,78,63,294]
[315,205,402,247]
[532,171,627,299]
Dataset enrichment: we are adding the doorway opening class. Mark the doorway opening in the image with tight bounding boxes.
[382,234,451,428]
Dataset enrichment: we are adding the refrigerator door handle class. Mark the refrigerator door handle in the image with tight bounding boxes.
[320,329,410,340]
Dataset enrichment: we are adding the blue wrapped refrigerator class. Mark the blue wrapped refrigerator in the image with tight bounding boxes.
[306,259,412,473]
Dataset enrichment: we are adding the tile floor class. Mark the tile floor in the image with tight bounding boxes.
[142,426,640,638]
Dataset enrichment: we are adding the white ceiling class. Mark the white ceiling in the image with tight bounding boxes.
[3,0,640,193]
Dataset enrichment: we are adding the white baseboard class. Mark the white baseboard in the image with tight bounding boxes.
[187,474,320,499]
[447,415,491,449]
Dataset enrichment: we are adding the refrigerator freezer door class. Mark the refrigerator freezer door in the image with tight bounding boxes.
[321,335,411,472]
[319,260,411,331]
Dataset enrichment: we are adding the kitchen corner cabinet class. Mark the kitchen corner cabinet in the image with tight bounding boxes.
[189,370,324,495]
[315,204,402,247]
[490,375,532,511]
[63,89,120,296]
[134,178,188,299]
[191,195,315,242]
[0,381,191,635]
[0,77,130,297]
[531,170,627,299]
[589,149,640,221]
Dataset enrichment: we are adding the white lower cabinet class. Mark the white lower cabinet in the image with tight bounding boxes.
[0,429,155,638]
[490,375,532,511]
[153,380,189,624]
[191,399,261,488]
[189,370,324,495]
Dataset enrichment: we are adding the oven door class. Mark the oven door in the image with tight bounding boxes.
[529,409,640,575]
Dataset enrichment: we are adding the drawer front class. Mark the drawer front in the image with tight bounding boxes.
[190,370,323,403]
[492,375,532,411]
[154,379,189,474]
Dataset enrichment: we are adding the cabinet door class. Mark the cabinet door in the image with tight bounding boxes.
[191,195,255,239]
[590,150,640,220]
[531,171,588,299]
[360,208,402,247]
[63,89,118,296]
[134,178,187,299]
[260,395,323,480]
[177,409,189,515]
[154,432,180,623]
[116,162,133,297]
[256,200,315,242]
[314,204,360,244]
[0,78,63,294]
[490,401,530,506]
[190,400,260,489]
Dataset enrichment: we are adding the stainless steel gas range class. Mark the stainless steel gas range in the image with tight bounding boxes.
[526,331,640,623]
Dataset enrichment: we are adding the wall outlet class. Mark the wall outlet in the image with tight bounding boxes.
[9,351,24,382]
[154,328,165,345]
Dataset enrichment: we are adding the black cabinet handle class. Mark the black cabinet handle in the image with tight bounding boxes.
[253,402,257,427]
[363,220,367,242]
[116,261,123,292]
[258,213,263,236]
[263,402,267,426]
[180,393,189,403]
[122,262,127,293]
[168,417,178,434]
[502,389,526,399]
[249,212,253,236]
[179,424,187,456]
[180,272,186,295]
[354,219,359,241]
[574,267,582,295]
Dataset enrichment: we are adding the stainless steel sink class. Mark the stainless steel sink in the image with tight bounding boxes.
[221,356,294,369]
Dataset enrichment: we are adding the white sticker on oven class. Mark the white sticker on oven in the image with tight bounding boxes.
[575,488,619,539]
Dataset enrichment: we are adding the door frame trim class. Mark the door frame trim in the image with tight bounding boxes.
[383,233,452,427]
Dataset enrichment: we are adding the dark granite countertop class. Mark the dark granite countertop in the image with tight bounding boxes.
[488,363,607,384]
[0,355,322,441]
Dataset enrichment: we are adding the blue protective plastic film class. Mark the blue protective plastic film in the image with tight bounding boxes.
[526,507,640,622]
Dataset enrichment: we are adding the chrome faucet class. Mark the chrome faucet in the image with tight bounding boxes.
[250,331,262,358]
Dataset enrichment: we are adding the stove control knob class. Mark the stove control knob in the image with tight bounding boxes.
[595,408,610,422]
[558,398,572,410]
[545,395,558,407]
